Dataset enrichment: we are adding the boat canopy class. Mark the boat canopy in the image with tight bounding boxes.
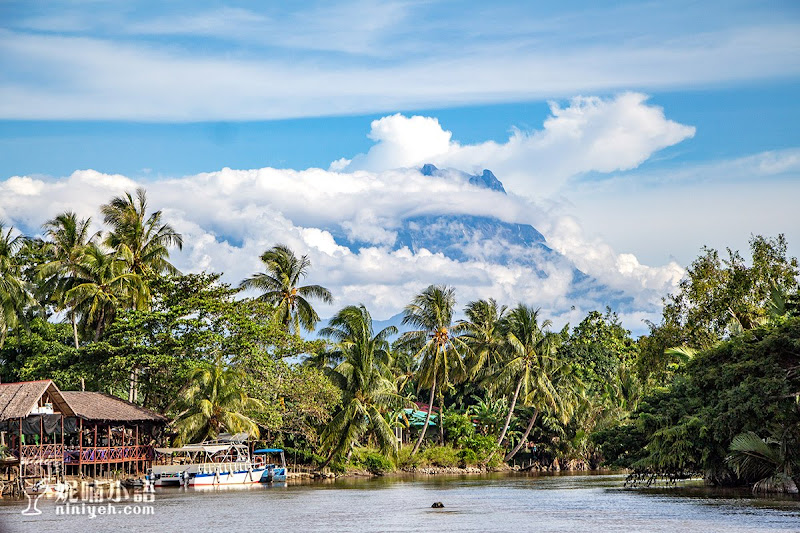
[154,444,232,455]
[254,448,283,454]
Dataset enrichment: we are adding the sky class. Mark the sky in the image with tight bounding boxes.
[1,0,799,334]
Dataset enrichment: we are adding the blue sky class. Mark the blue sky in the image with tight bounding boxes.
[1,0,799,331]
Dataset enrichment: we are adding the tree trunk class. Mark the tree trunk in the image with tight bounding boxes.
[410,375,437,456]
[497,377,523,447]
[128,368,137,403]
[0,328,6,350]
[438,394,445,446]
[504,409,538,462]
[93,308,105,342]
[71,311,79,349]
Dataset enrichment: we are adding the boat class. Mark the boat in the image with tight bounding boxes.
[253,448,287,482]
[147,433,266,487]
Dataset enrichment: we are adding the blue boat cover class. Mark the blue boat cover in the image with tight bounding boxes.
[254,448,283,453]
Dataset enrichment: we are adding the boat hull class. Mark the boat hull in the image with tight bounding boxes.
[190,467,265,486]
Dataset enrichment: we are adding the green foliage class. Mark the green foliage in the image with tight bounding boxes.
[442,410,475,444]
[239,244,333,333]
[561,309,638,390]
[173,355,263,445]
[354,450,395,474]
[605,318,800,488]
[639,235,799,385]
[319,305,405,463]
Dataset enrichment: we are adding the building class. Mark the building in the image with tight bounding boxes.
[0,380,167,481]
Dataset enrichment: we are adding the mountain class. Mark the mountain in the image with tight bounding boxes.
[315,164,630,337]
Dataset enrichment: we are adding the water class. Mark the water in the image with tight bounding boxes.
[1,473,799,533]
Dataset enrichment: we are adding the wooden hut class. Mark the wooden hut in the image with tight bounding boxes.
[0,380,74,480]
[0,380,166,481]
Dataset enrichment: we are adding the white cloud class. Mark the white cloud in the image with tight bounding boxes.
[0,162,684,335]
[340,93,695,195]
[0,98,718,333]
[1,9,799,121]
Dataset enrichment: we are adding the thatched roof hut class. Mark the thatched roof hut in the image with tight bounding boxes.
[0,380,74,420]
[60,391,167,423]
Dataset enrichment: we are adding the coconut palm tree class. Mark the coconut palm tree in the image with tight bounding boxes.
[240,244,333,333]
[488,305,556,449]
[460,298,507,377]
[398,285,468,454]
[0,223,29,349]
[173,356,263,445]
[504,354,581,462]
[66,244,146,341]
[38,211,98,348]
[100,187,183,277]
[319,305,404,464]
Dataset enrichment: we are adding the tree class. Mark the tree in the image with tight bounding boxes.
[460,298,507,377]
[726,431,798,494]
[610,318,800,488]
[638,235,799,385]
[66,244,146,341]
[488,305,556,450]
[0,223,30,349]
[173,355,263,445]
[240,244,333,333]
[319,305,404,464]
[398,285,468,454]
[100,187,183,277]
[38,211,97,348]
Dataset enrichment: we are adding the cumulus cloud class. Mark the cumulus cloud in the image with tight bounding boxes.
[339,93,695,195]
[0,99,706,332]
[0,166,681,333]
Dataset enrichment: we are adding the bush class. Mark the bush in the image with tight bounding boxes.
[361,452,394,474]
[461,434,500,465]
[442,410,475,445]
[457,448,478,467]
[421,445,460,467]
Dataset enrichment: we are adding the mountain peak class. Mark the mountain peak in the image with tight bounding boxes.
[420,163,439,176]
[419,164,507,194]
[469,169,506,193]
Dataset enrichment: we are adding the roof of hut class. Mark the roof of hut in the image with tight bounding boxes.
[0,380,75,420]
[60,391,167,423]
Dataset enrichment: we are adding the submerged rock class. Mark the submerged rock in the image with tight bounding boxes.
[431,502,444,508]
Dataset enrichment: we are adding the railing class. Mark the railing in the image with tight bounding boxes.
[18,444,64,463]
[72,445,152,464]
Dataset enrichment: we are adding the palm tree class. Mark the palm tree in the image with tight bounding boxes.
[726,431,798,493]
[504,353,580,462]
[240,244,333,333]
[100,187,183,277]
[460,298,507,377]
[398,285,468,454]
[319,305,404,464]
[488,305,555,449]
[173,356,263,445]
[38,211,98,348]
[66,244,146,341]
[0,223,29,349]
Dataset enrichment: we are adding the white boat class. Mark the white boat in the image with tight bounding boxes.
[148,434,266,487]
[253,448,288,482]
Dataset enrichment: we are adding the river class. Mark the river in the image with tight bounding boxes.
[1,473,799,533]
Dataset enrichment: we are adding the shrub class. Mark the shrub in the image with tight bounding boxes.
[361,452,394,474]
[457,448,478,467]
[421,445,460,467]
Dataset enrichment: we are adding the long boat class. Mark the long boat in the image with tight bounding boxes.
[148,435,266,487]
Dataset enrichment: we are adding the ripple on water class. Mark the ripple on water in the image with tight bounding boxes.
[1,473,798,533]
